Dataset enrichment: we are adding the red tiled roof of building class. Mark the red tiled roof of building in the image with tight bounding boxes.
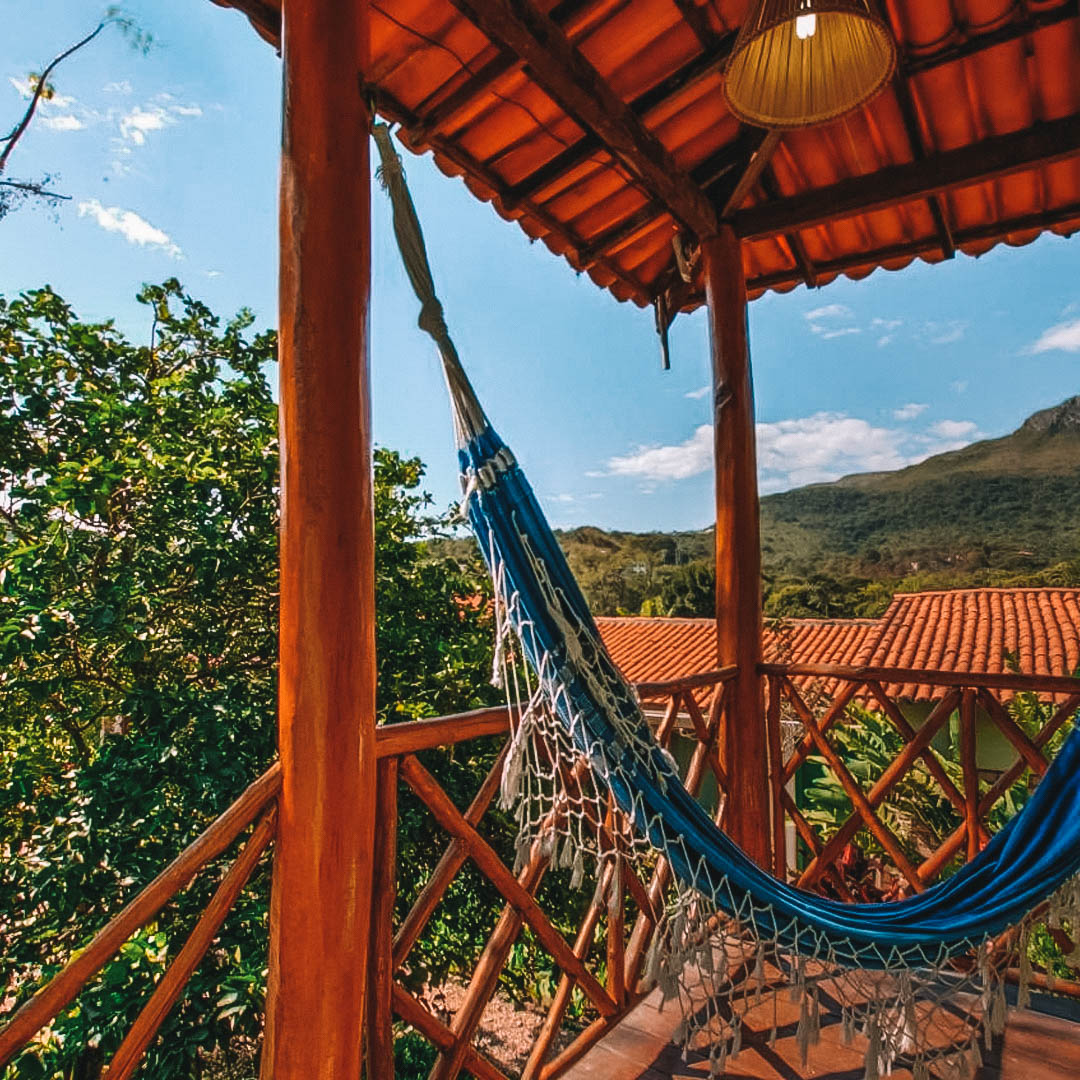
[596,614,879,710]
[869,588,1080,701]
[596,587,1080,707]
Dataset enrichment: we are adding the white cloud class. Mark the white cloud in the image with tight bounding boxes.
[1028,317,1080,354]
[547,493,576,504]
[805,304,853,322]
[951,380,969,394]
[872,317,902,347]
[602,409,984,494]
[684,385,710,400]
[924,320,967,345]
[119,105,171,144]
[77,199,182,258]
[606,425,713,483]
[893,402,929,421]
[171,104,202,117]
[42,114,83,131]
[805,303,861,340]
[928,419,978,440]
[205,269,223,278]
[756,413,911,490]
[103,79,132,94]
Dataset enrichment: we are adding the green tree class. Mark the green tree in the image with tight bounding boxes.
[0,282,496,1077]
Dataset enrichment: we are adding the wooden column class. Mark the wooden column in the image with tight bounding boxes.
[261,1,375,1077]
[703,227,771,869]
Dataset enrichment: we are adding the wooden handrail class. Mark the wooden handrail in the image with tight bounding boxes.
[375,706,511,757]
[634,665,738,698]
[759,661,1080,696]
[0,763,281,1070]
[105,808,278,1079]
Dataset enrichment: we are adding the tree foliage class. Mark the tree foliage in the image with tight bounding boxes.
[0,282,497,1077]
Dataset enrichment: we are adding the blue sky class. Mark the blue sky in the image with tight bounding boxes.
[4,2,1079,532]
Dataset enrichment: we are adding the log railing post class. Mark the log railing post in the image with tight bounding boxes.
[368,758,399,1080]
[702,227,770,868]
[765,673,786,879]
[961,687,980,863]
[261,0,376,1075]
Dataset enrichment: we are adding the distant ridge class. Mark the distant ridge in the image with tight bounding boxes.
[759,395,1080,578]
[429,396,1080,615]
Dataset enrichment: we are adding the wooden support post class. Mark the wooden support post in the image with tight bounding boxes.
[703,228,770,869]
[961,687,980,863]
[368,758,399,1080]
[261,1,375,1076]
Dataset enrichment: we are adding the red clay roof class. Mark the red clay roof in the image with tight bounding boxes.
[597,587,1080,706]
[596,612,879,709]
[215,0,1080,309]
[869,588,1080,701]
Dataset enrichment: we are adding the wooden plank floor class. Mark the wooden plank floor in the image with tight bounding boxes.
[563,984,1080,1080]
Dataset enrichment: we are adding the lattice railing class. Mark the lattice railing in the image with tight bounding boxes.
[5,660,1077,1074]
[761,663,1080,903]
[0,670,735,1078]
[373,667,735,1080]
[0,764,281,1077]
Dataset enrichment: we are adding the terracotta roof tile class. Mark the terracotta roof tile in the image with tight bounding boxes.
[216,0,1080,308]
[597,588,1080,709]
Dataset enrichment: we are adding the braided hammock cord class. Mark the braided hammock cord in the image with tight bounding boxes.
[373,124,1080,1078]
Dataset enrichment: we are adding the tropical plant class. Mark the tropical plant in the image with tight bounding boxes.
[0,281,498,1078]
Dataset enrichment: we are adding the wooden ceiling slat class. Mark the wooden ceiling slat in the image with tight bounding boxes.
[409,0,606,144]
[901,0,1079,77]
[731,111,1080,241]
[505,45,731,207]
[891,74,957,259]
[445,0,720,237]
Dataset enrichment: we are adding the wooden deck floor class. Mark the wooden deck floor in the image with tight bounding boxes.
[564,984,1080,1080]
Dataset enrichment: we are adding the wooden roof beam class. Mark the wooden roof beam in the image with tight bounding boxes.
[745,200,1080,293]
[892,74,955,259]
[409,0,598,144]
[731,111,1080,241]
[369,84,652,302]
[506,44,733,207]
[756,169,818,287]
[446,0,720,238]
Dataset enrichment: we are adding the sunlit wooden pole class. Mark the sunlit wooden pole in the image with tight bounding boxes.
[261,0,376,1075]
[703,227,771,869]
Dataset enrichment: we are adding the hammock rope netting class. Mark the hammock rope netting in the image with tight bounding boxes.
[373,125,1080,1080]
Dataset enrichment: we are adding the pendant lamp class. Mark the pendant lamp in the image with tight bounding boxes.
[723,0,897,129]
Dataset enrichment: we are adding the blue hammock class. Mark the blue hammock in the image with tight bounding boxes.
[373,126,1080,973]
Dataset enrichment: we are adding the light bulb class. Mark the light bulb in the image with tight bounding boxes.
[795,12,817,38]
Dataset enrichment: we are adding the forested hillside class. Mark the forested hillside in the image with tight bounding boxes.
[433,397,1080,618]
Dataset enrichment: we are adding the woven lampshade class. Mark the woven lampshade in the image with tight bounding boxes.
[723,0,897,129]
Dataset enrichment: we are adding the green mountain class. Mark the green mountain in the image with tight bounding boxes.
[430,397,1080,617]
[760,396,1080,581]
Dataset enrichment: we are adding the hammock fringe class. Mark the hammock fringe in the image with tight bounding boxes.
[372,120,1080,1077]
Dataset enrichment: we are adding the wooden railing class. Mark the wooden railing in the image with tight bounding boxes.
[0,671,735,1079]
[762,663,1080,898]
[0,764,281,1076]
[3,660,1077,1075]
[370,667,736,1080]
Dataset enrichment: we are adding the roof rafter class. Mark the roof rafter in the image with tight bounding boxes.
[444,0,720,238]
[371,86,653,303]
[731,111,1080,241]
[745,200,1080,293]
